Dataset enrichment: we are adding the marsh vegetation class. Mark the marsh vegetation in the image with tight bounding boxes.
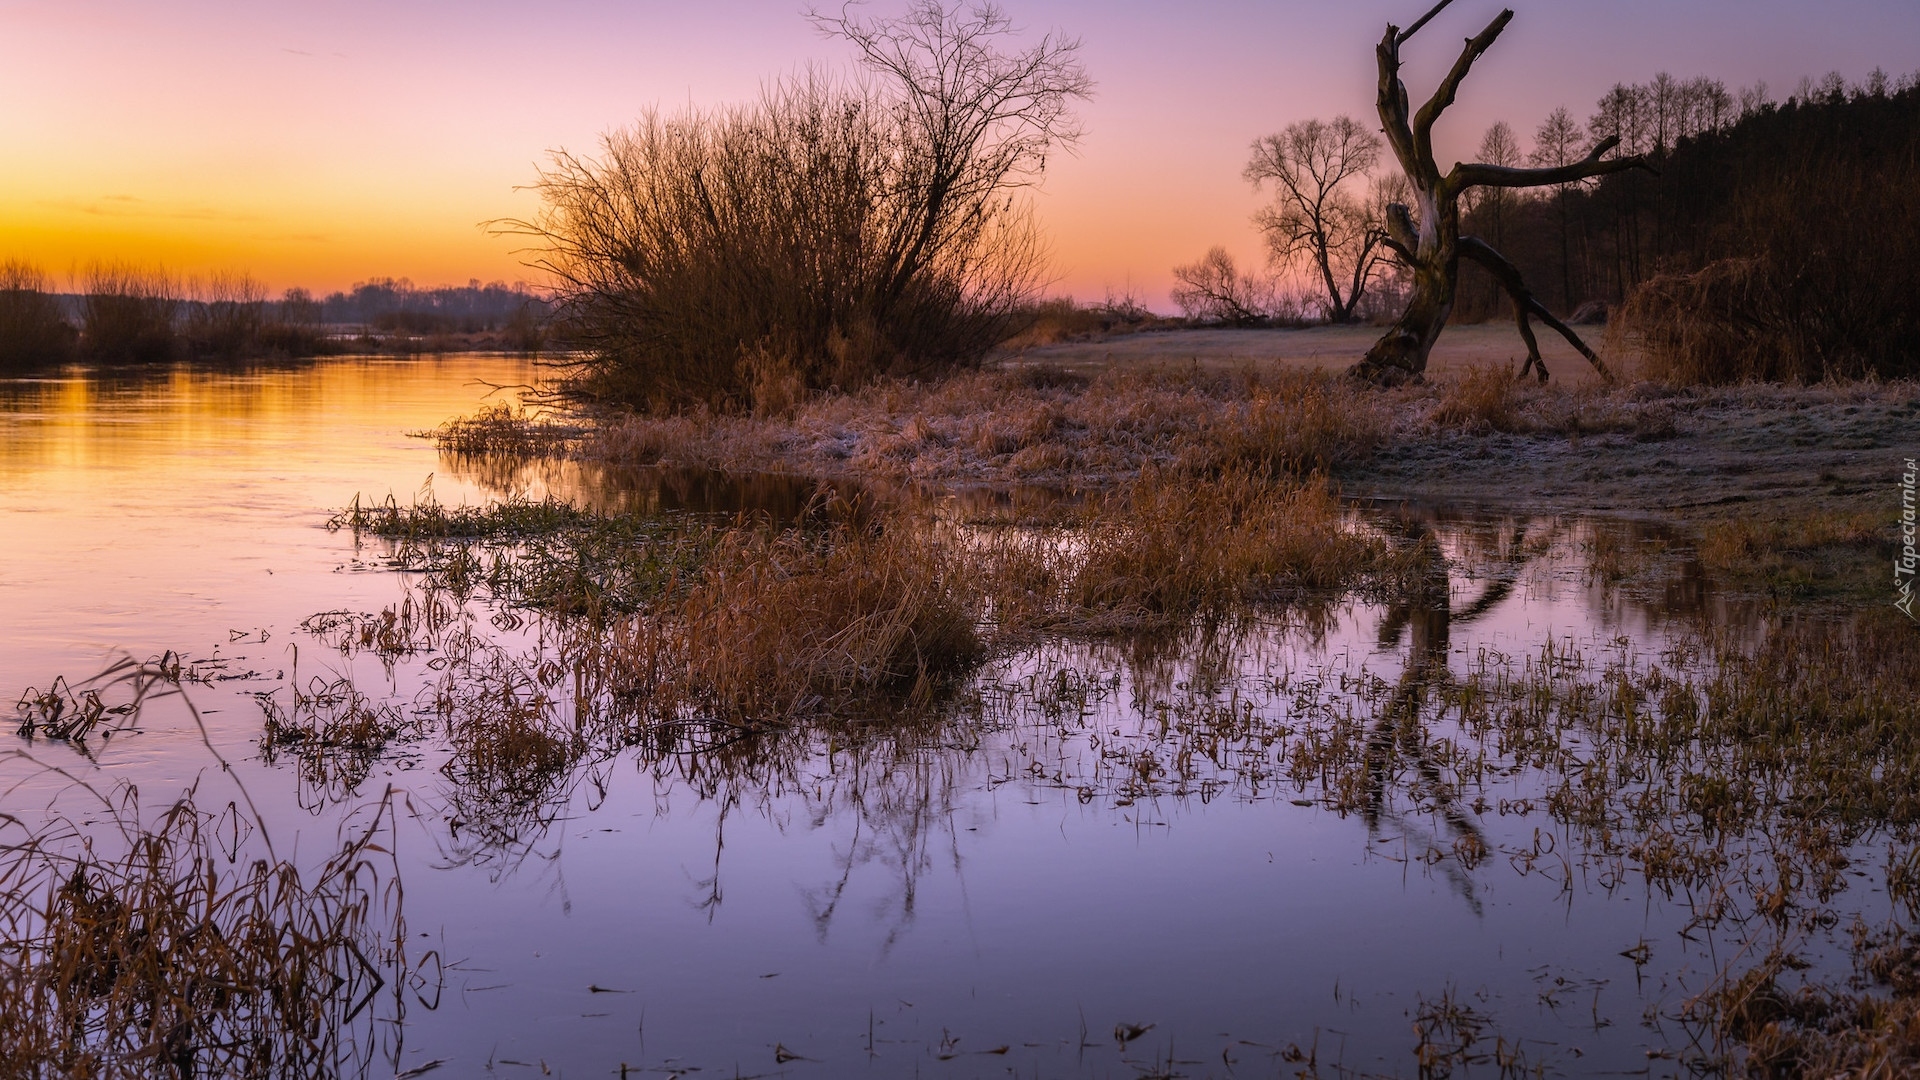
[2,340,1915,1076]
[4,0,1915,1074]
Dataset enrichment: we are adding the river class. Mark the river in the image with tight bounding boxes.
[0,355,1770,1077]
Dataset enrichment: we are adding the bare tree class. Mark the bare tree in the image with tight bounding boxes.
[1351,1,1653,385]
[1244,116,1388,323]
[1530,106,1583,307]
[510,2,1092,410]
[0,260,74,370]
[809,1,1094,314]
[1169,247,1273,326]
[1468,121,1521,310]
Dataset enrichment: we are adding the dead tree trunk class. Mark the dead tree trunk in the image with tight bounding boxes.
[1350,1,1652,386]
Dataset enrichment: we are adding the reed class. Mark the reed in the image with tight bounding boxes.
[0,785,415,1078]
[617,512,985,726]
[331,494,710,619]
[427,403,586,456]
[1042,470,1395,633]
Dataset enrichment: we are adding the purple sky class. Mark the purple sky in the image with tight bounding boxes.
[2,0,1914,306]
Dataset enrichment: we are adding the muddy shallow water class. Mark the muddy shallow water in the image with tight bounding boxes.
[0,356,1838,1077]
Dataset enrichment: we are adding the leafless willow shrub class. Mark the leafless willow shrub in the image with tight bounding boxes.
[508,2,1090,412]
[183,271,269,360]
[79,262,181,364]
[0,259,75,371]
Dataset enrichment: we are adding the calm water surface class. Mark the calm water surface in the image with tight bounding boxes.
[0,356,1763,1077]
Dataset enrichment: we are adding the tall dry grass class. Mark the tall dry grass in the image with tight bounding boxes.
[551,365,1391,485]
[613,512,984,726]
[986,470,1398,635]
[0,784,416,1078]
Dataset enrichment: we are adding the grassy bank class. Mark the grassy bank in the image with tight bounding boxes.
[435,352,1913,606]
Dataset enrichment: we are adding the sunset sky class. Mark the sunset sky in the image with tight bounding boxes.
[2,0,1915,309]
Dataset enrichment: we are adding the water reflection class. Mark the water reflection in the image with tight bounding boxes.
[2,356,1871,1077]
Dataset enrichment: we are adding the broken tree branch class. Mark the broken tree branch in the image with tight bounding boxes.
[1412,9,1514,172]
[1375,30,1420,177]
[1396,0,1461,44]
[1459,235,1613,382]
[1450,134,1656,192]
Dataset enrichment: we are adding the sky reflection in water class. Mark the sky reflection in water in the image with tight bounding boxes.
[0,356,1763,1077]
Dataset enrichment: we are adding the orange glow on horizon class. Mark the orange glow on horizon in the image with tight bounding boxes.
[2,0,1913,307]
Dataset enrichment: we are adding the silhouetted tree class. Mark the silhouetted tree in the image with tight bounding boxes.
[1351,0,1650,385]
[1528,107,1583,307]
[511,1,1091,410]
[1244,116,1388,323]
[1169,247,1272,325]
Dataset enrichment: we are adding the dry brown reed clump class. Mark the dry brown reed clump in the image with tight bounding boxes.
[997,470,1397,634]
[15,676,117,742]
[427,403,586,456]
[1424,364,1528,434]
[1413,367,1684,440]
[431,644,585,806]
[1620,254,1920,385]
[259,675,409,752]
[0,785,415,1079]
[615,510,984,726]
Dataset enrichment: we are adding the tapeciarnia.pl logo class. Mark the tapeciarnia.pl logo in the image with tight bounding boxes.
[1899,457,1917,621]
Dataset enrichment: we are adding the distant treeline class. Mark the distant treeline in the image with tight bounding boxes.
[1456,68,1919,380]
[0,265,551,372]
[310,278,550,334]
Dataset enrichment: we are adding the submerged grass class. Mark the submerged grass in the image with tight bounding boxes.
[332,494,711,620]
[973,469,1405,637]
[290,470,1920,1069]
[1695,507,1890,603]
[0,780,417,1079]
[331,467,1408,729]
[315,364,1918,1069]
